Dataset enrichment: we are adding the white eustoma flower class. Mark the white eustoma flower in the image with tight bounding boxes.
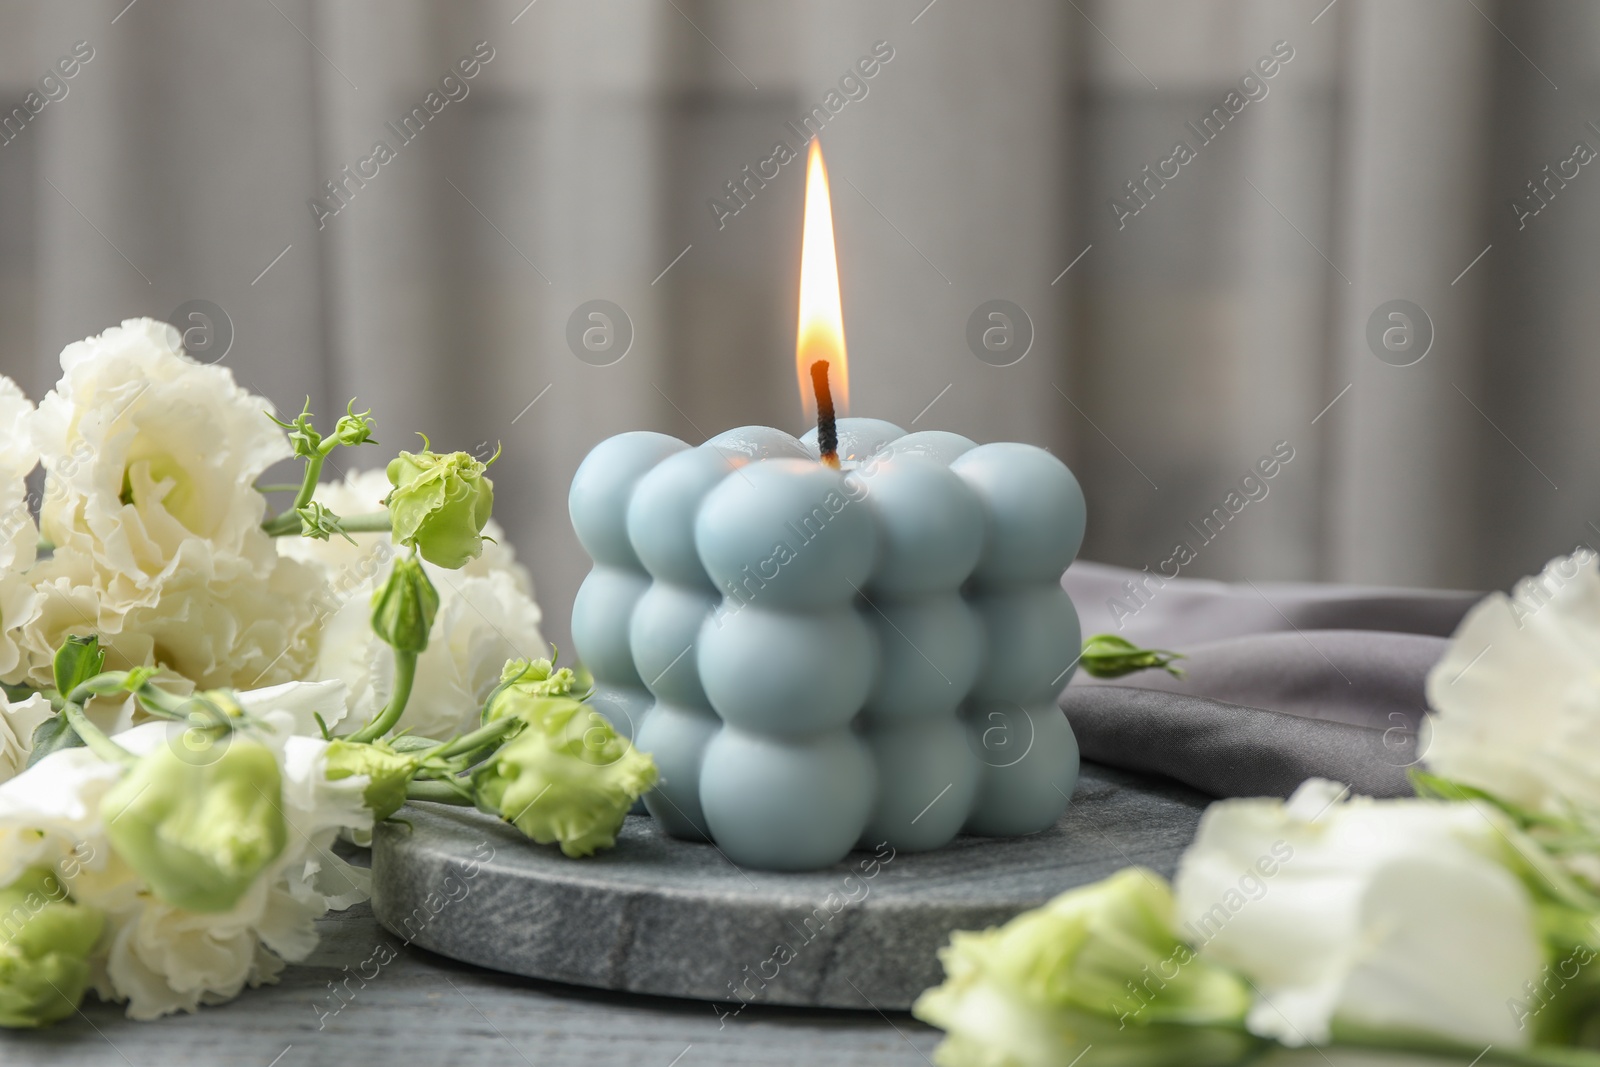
[0,691,55,782]
[1174,779,1545,1049]
[16,319,332,690]
[0,376,42,680]
[280,469,545,738]
[1424,549,1600,824]
[111,546,332,691]
[0,687,371,1021]
[0,375,40,569]
[33,318,288,566]
[98,724,370,1019]
[0,746,123,892]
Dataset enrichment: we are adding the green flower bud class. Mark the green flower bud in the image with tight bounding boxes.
[270,399,323,459]
[370,557,440,654]
[473,698,656,858]
[324,740,421,822]
[101,736,288,913]
[485,658,577,724]
[294,501,355,544]
[1079,634,1186,679]
[0,867,104,1029]
[52,634,106,702]
[384,447,494,569]
[333,401,377,447]
[913,869,1256,1067]
[502,657,575,694]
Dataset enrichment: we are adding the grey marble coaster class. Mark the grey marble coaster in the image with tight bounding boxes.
[370,762,1208,1011]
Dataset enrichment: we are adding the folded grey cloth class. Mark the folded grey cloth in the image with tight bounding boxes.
[1059,562,1484,799]
[1067,561,1480,646]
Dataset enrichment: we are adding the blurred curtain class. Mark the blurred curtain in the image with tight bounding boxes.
[0,0,1595,651]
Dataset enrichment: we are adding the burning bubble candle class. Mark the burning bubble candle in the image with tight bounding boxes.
[568,142,1084,871]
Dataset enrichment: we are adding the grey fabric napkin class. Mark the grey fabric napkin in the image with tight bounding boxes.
[1058,562,1484,799]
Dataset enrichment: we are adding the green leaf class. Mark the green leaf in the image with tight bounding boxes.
[1407,768,1502,805]
[51,636,105,701]
[387,735,443,754]
[25,714,85,769]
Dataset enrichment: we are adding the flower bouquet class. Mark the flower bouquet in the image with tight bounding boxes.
[0,319,656,1025]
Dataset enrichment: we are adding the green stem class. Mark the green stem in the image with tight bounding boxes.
[346,650,418,743]
[261,512,299,537]
[264,509,390,538]
[293,450,328,512]
[260,420,378,536]
[329,512,391,533]
[427,716,521,761]
[127,682,195,720]
[405,780,476,805]
[61,702,135,765]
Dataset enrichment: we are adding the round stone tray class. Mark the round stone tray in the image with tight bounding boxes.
[370,762,1207,1011]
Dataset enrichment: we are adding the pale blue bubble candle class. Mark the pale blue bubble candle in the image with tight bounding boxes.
[568,417,1087,872]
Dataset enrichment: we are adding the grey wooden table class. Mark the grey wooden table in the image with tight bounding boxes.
[1,765,1210,1067]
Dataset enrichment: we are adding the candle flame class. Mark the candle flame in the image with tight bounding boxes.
[796,140,848,424]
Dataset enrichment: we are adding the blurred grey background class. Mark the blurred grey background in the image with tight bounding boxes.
[0,0,1595,652]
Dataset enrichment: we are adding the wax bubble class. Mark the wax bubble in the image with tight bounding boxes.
[860,719,980,852]
[569,432,688,567]
[570,568,651,686]
[629,582,717,705]
[952,443,1086,589]
[699,726,875,871]
[962,705,1079,836]
[881,430,977,465]
[858,455,983,597]
[637,702,718,841]
[694,459,876,610]
[968,585,1081,704]
[628,447,731,589]
[698,605,875,735]
[703,425,811,462]
[861,592,981,721]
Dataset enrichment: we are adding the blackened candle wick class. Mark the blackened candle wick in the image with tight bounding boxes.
[810,360,840,469]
